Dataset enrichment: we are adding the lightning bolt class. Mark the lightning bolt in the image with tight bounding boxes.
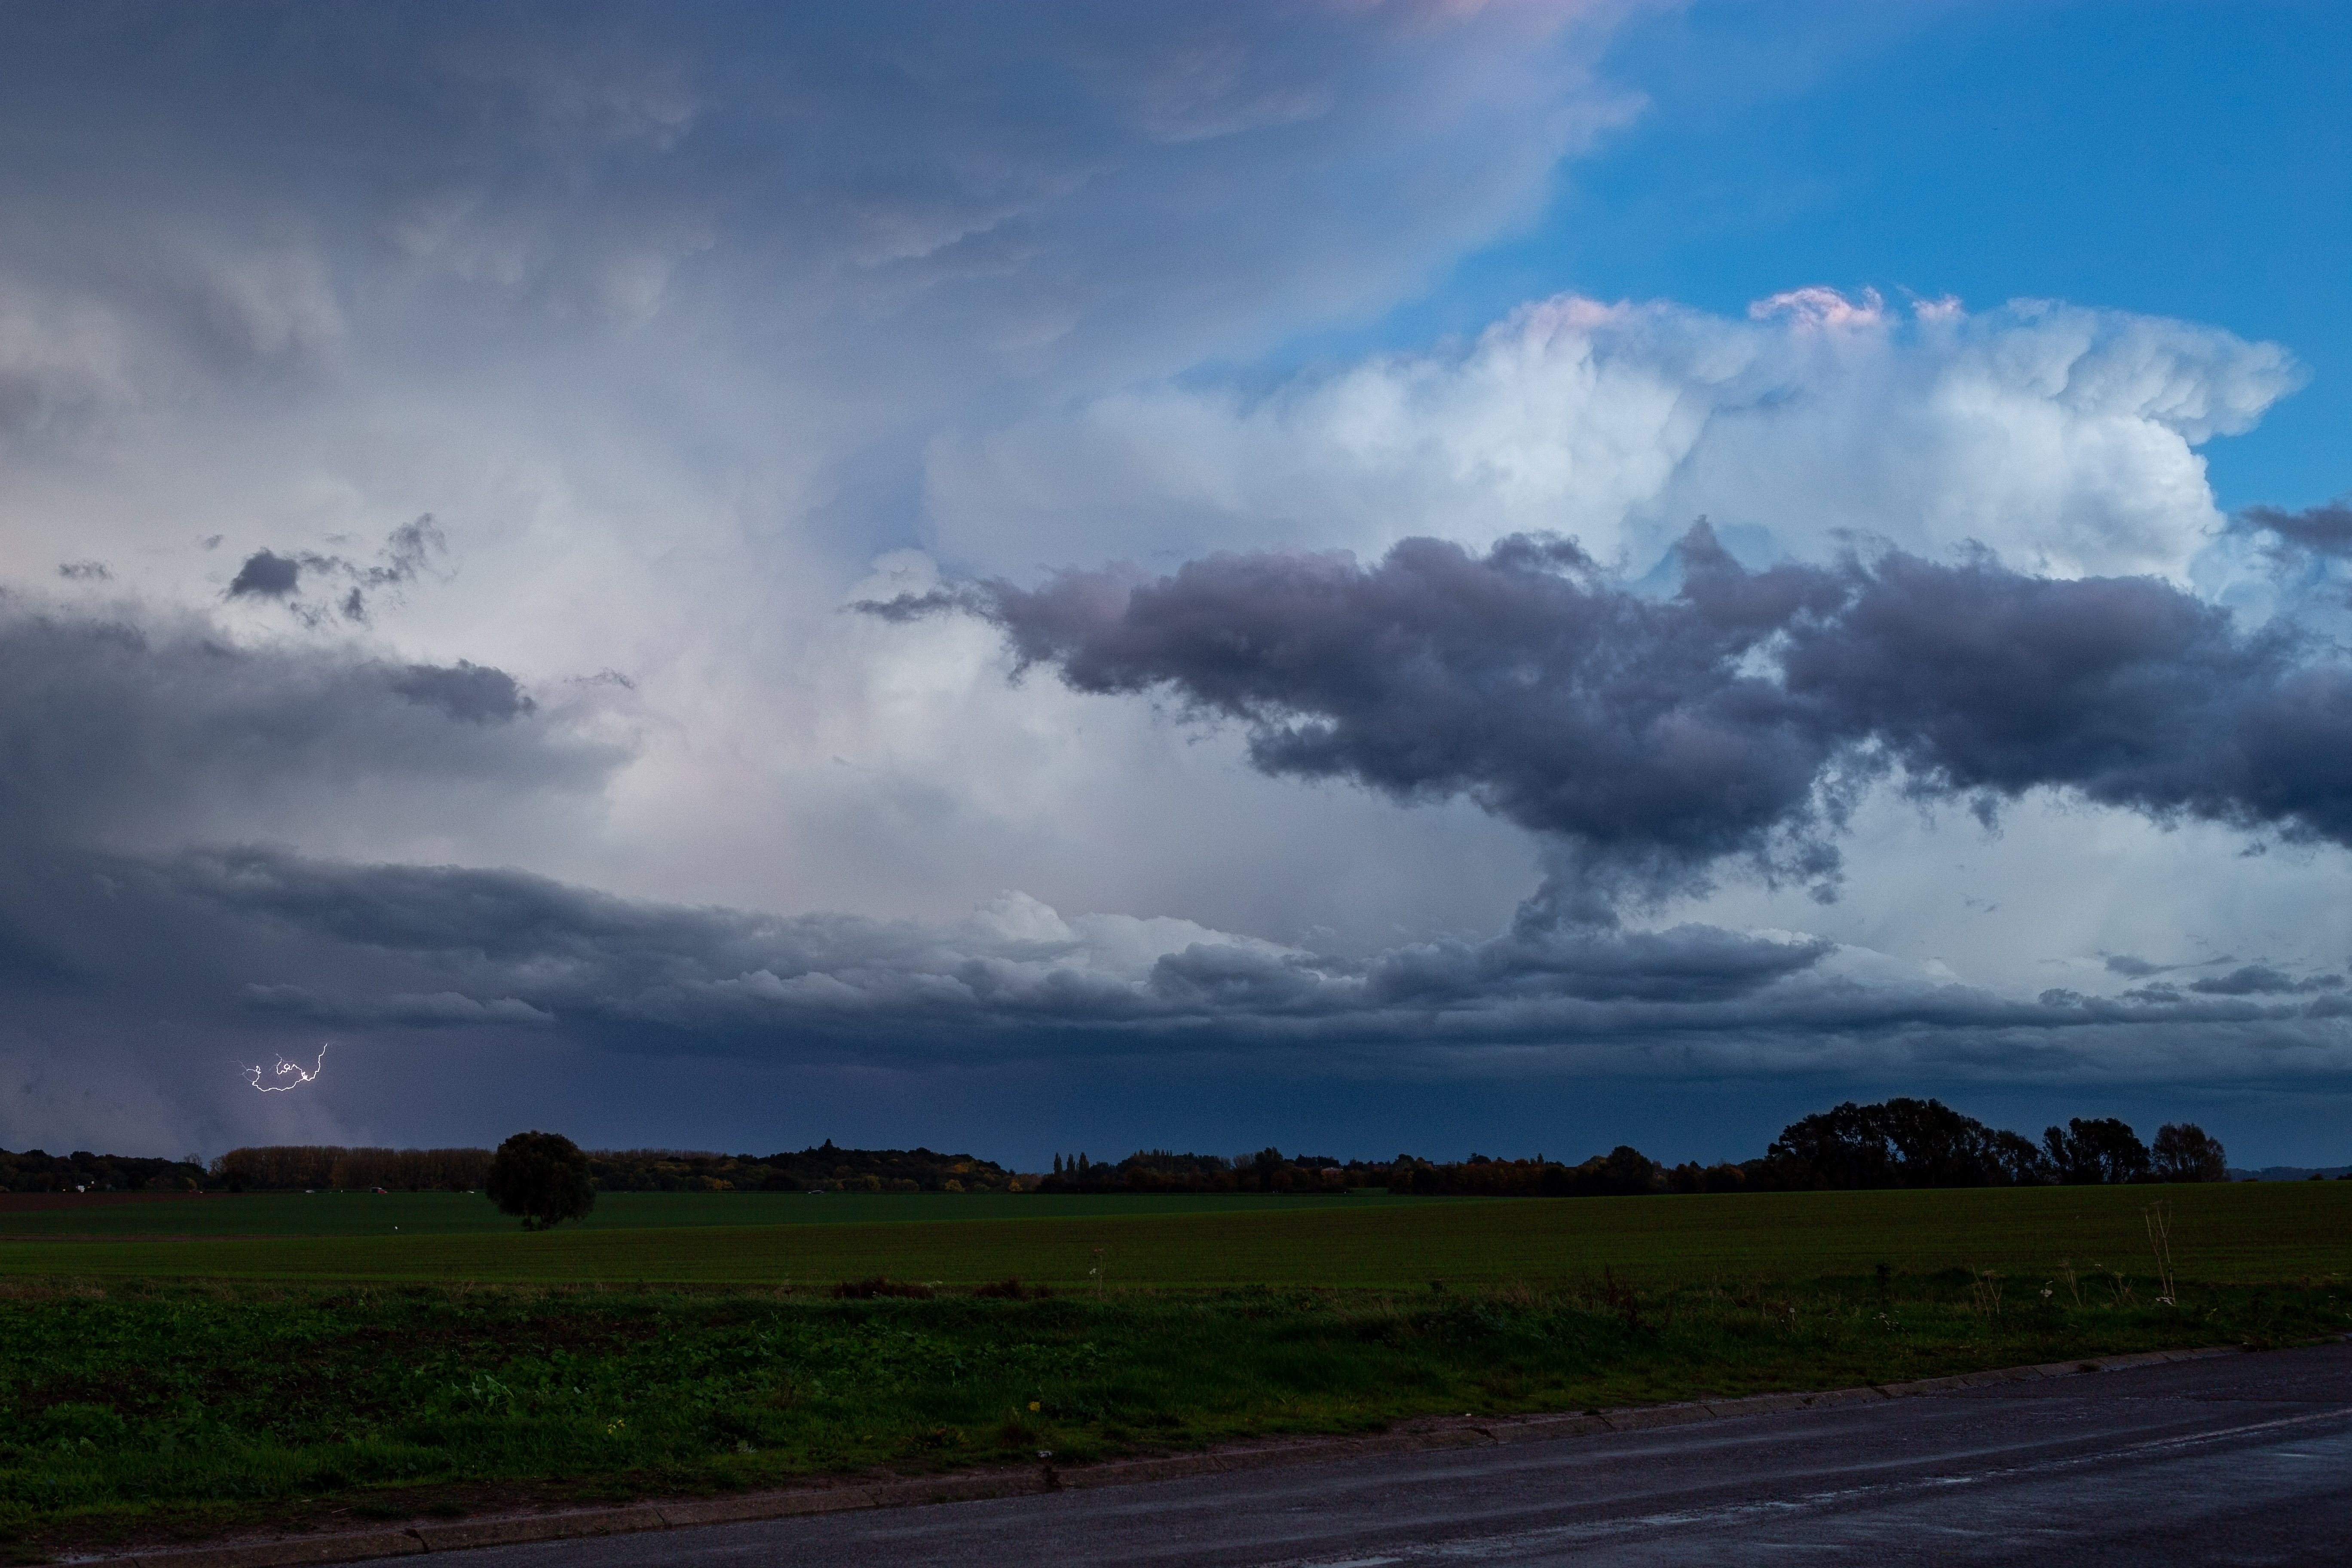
[246,1042,331,1092]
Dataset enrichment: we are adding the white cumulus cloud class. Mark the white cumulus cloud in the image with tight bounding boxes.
[928,290,2303,582]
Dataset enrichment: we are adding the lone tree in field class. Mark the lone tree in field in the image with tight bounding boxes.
[485,1130,596,1230]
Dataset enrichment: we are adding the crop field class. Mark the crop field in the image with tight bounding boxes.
[2,1182,2345,1288]
[0,1189,1422,1241]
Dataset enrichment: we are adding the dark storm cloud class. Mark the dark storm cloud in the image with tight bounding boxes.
[227,550,301,598]
[0,600,609,851]
[876,529,1850,918]
[0,593,628,1149]
[2185,965,2343,997]
[2240,496,2352,559]
[226,518,446,623]
[390,662,533,724]
[896,524,2352,919]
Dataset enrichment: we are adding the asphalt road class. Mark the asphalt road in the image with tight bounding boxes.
[450,1344,2352,1567]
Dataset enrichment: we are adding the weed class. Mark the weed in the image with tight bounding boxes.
[1597,1268,1645,1331]
[2056,1259,2084,1309]
[2144,1201,2177,1305]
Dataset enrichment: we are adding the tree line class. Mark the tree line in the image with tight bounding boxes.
[208,1146,493,1192]
[1040,1148,1368,1194]
[1758,1101,2230,1190]
[0,1147,206,1194]
[585,1142,1018,1192]
[1392,1103,2236,1195]
[1044,1102,2246,1197]
[190,1140,1017,1193]
[8,1099,2313,1201]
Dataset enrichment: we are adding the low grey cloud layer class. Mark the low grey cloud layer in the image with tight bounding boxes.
[8,832,2344,1116]
[3,824,2339,1068]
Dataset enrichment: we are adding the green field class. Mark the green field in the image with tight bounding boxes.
[0,1190,1416,1240]
[4,1182,2345,1288]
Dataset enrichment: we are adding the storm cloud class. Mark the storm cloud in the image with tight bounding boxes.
[226,550,301,599]
[223,518,447,624]
[2242,496,2352,559]
[0,594,2200,1068]
[0,3,2344,1167]
[5,566,2349,1161]
[0,598,616,862]
[900,524,2352,918]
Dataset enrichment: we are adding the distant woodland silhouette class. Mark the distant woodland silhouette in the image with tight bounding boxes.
[1042,1102,2236,1194]
[0,1100,2279,1195]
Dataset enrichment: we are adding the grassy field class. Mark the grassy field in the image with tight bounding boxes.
[3,1184,2344,1561]
[3,1182,2345,1288]
[0,1190,1419,1240]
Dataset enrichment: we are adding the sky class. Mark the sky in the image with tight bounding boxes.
[1,0,2348,1170]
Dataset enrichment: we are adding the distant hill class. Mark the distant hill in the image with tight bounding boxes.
[2227,1166,2352,1181]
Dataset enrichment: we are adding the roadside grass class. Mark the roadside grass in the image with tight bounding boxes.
[3,1182,2347,1286]
[2,1272,2345,1562]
